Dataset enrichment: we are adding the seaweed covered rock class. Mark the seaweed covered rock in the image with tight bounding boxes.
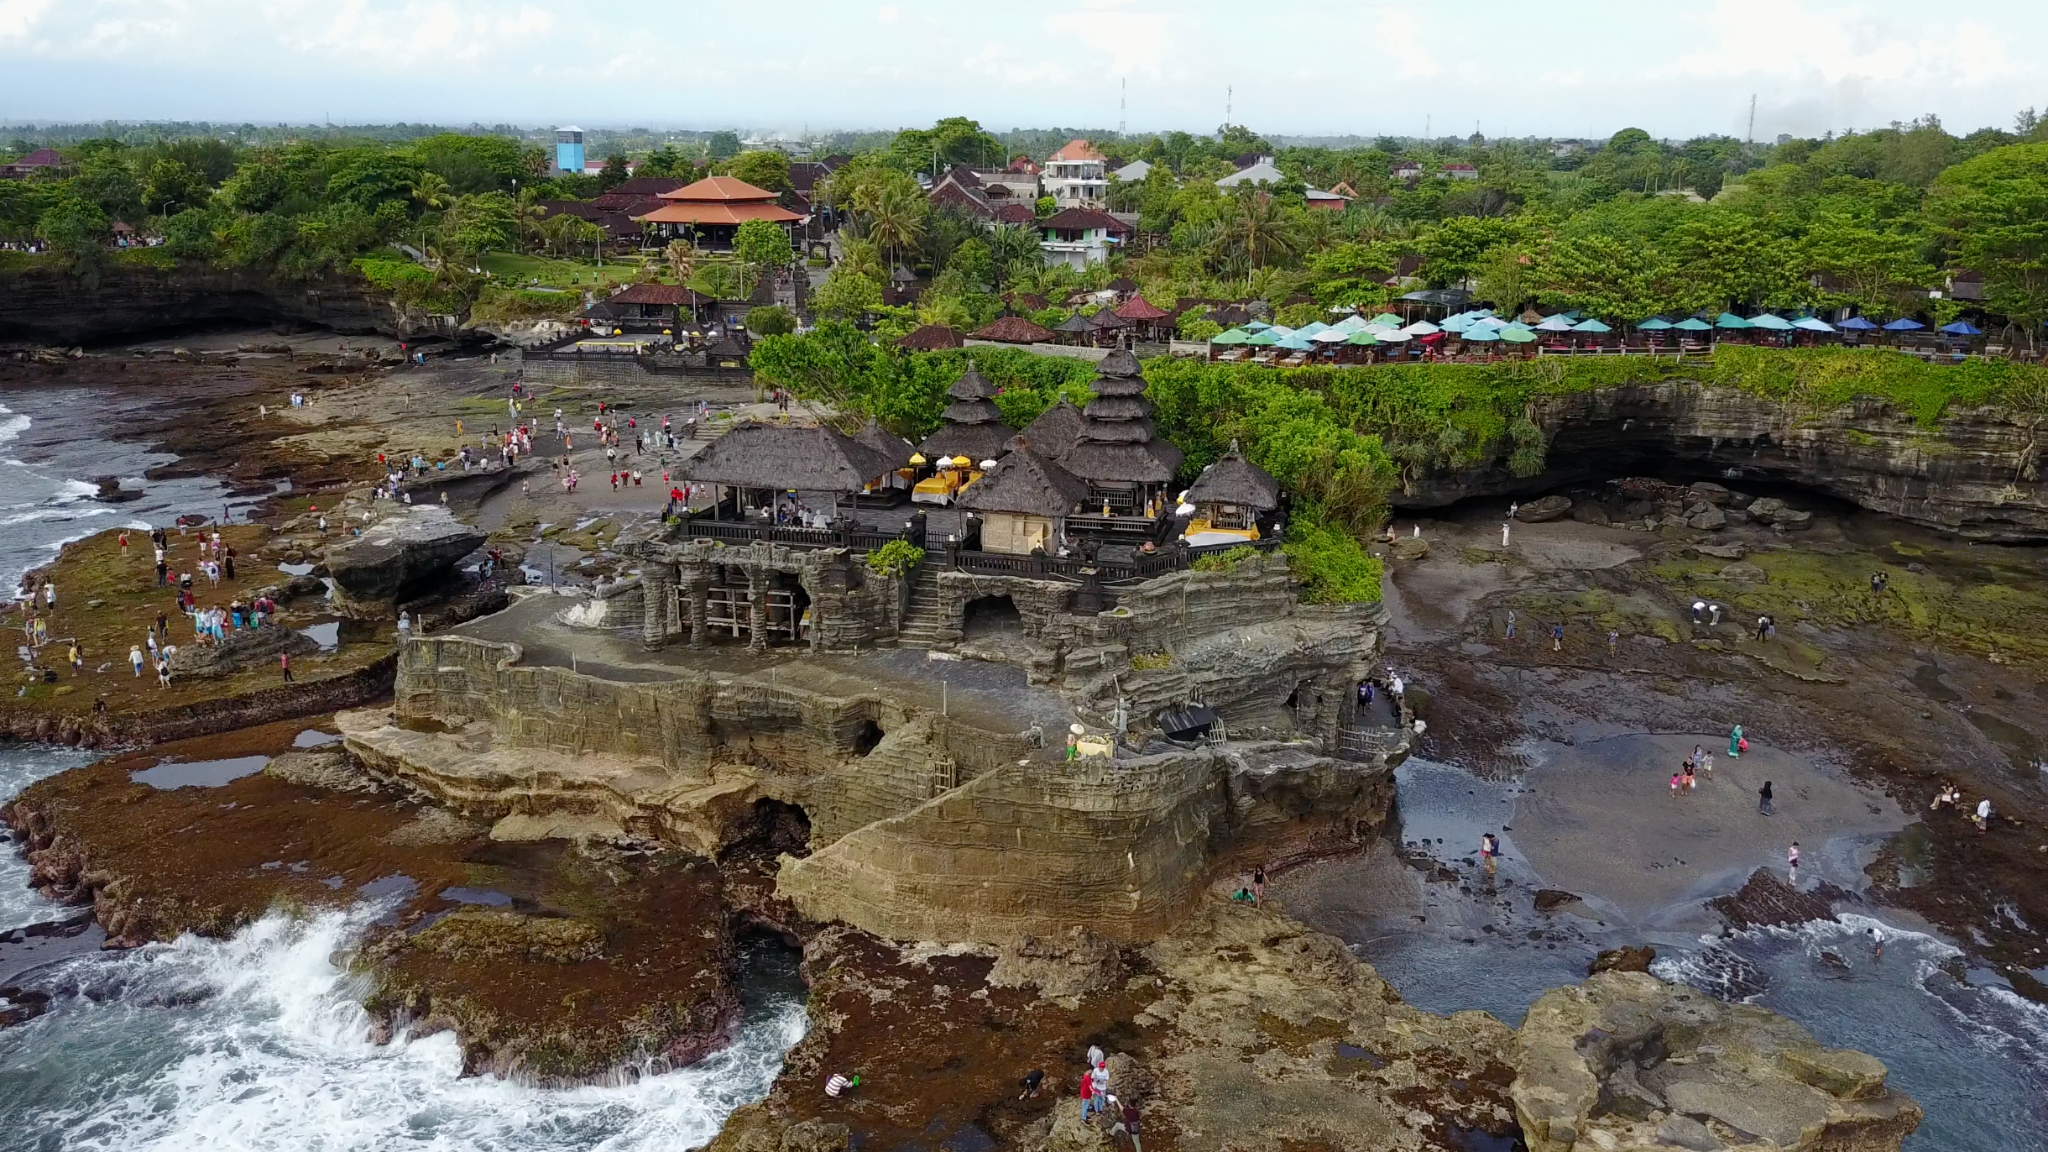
[1511,971,1920,1152]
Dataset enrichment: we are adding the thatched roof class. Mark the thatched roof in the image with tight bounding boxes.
[1053,313,1093,333]
[896,324,964,350]
[1020,397,1086,459]
[946,364,998,402]
[1098,348,1141,376]
[1080,395,1152,423]
[675,422,894,492]
[970,315,1054,344]
[958,441,1089,518]
[1061,439,1184,485]
[1185,441,1280,511]
[1087,308,1130,330]
[919,419,1017,464]
[854,420,915,472]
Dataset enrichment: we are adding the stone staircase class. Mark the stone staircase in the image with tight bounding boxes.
[895,565,950,649]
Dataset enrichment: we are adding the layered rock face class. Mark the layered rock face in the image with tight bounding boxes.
[1512,971,1921,1152]
[0,262,434,345]
[1398,382,2048,541]
[323,505,486,614]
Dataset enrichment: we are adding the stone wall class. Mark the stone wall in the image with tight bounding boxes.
[639,540,902,653]
[778,742,1396,942]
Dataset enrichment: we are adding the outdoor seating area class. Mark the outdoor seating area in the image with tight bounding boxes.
[1208,307,2034,365]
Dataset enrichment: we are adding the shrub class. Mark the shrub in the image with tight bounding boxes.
[1130,651,1174,670]
[865,540,925,577]
[1190,544,1261,572]
[1283,517,1384,604]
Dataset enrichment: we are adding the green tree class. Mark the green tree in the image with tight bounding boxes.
[142,157,209,217]
[733,218,795,269]
[746,304,797,336]
[597,154,630,191]
[440,192,520,258]
[707,131,742,161]
[1925,142,2048,340]
[811,271,883,323]
[406,132,526,194]
[35,195,111,276]
[404,170,453,213]
[74,155,143,225]
[890,117,1002,173]
[726,150,793,194]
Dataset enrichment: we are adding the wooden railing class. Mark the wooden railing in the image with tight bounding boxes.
[665,513,922,553]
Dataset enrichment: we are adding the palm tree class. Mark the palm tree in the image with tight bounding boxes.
[837,237,884,284]
[864,184,926,272]
[1230,192,1299,271]
[405,171,452,214]
[514,188,549,253]
[665,239,696,285]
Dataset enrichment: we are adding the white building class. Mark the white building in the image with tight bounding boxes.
[1111,159,1153,182]
[1216,155,1284,188]
[1043,139,1108,207]
[1039,207,1130,271]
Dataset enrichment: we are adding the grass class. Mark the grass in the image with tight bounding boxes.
[0,525,389,722]
[477,252,647,291]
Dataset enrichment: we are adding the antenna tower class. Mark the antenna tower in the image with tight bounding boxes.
[1747,94,1757,145]
[1226,86,1232,133]
[1120,78,1126,137]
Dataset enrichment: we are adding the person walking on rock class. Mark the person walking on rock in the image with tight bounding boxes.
[1552,622,1563,652]
[1758,780,1774,816]
[280,652,293,683]
[1787,842,1800,887]
[1974,797,1992,833]
[130,645,144,677]
[1728,725,1744,758]
[1480,832,1499,875]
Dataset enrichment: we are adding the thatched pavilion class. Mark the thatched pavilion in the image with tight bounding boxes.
[957,439,1089,555]
[896,324,965,351]
[970,315,1054,344]
[1181,440,1280,542]
[916,365,1016,465]
[676,422,900,524]
[1020,396,1086,460]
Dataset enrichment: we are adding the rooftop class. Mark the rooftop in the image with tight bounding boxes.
[1047,139,1106,164]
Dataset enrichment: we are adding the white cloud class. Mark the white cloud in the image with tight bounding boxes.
[876,5,900,23]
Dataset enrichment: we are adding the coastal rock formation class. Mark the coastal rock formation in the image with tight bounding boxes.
[0,262,442,345]
[1512,971,1920,1152]
[166,621,317,679]
[1395,381,2048,542]
[323,505,485,613]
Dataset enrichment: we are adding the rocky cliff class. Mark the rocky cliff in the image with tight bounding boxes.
[0,260,445,346]
[1398,381,2048,542]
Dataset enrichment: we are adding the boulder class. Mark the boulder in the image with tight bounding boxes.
[323,505,485,610]
[1717,563,1768,583]
[166,623,318,679]
[1516,495,1573,523]
[1690,543,1746,560]
[1687,505,1728,531]
[1707,868,1851,930]
[1511,971,1921,1152]
[263,749,378,793]
[1746,496,1813,527]
[1773,506,1814,530]
[1570,502,1611,525]
[1687,481,1733,506]
[1588,945,1655,975]
[1388,536,1430,562]
[1533,889,1583,913]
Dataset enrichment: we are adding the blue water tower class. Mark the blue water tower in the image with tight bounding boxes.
[555,127,585,176]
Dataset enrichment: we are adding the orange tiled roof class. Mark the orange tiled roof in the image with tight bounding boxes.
[1048,139,1105,163]
[656,175,784,202]
[633,200,802,225]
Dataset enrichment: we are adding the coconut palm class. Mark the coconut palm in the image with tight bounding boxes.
[665,239,696,284]
[513,188,549,253]
[405,171,452,214]
[1229,192,1300,271]
[864,183,927,272]
[837,237,885,284]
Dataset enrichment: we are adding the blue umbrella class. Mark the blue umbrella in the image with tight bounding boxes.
[1462,326,1502,342]
[1939,320,1982,336]
[1637,317,1674,330]
[1792,317,1837,333]
[1275,333,1315,350]
[1837,316,1878,331]
[1882,318,1925,331]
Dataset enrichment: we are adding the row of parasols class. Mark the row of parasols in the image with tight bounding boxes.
[1210,309,1986,350]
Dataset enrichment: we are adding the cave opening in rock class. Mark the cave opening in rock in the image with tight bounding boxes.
[852,718,885,756]
[962,594,1022,640]
[727,798,813,861]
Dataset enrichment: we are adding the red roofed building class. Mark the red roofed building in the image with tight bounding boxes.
[1113,293,1173,342]
[970,315,1056,345]
[0,148,66,180]
[1044,139,1107,208]
[632,176,803,249]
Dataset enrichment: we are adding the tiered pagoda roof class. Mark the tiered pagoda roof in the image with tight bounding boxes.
[917,365,1017,463]
[1062,349,1183,485]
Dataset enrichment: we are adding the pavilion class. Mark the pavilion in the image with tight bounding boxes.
[1020,396,1086,460]
[675,422,899,525]
[631,176,802,250]
[1181,441,1281,544]
[957,439,1090,556]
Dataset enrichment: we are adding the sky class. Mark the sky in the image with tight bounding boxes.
[0,0,2041,142]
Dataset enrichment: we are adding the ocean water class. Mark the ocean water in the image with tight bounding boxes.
[0,392,807,1150]
[0,742,808,1152]
[1351,759,2048,1152]
[0,392,262,598]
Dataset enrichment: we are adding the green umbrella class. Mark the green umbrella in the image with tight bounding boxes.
[1637,317,1673,330]
[1345,329,1380,346]
[1673,318,1712,331]
[1243,320,1272,331]
[1746,313,1793,331]
[1246,330,1279,345]
[1499,326,1537,343]
[1369,313,1404,327]
[1211,328,1249,345]
[1714,312,1750,329]
[1571,318,1612,333]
